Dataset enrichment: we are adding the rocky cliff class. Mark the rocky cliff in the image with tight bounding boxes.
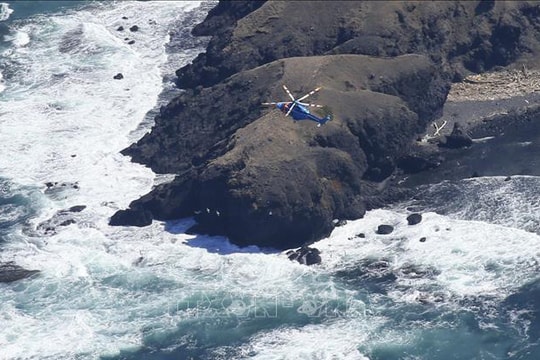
[111,0,540,249]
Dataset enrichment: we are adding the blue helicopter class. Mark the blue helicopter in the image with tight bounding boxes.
[262,85,332,127]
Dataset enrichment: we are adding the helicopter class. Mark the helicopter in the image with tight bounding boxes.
[262,85,332,127]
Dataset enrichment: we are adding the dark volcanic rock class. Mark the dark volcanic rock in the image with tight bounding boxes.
[113,73,124,80]
[35,205,86,236]
[59,25,83,54]
[406,213,422,225]
[0,262,39,283]
[333,219,348,227]
[286,246,321,265]
[177,1,540,89]
[176,0,266,88]
[68,205,86,212]
[120,54,447,249]
[376,224,394,235]
[109,208,153,227]
[129,25,139,32]
[397,146,443,174]
[113,0,540,249]
[335,259,396,294]
[44,181,79,191]
[439,122,473,148]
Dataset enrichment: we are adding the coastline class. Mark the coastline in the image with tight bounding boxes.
[112,0,540,250]
[392,64,540,189]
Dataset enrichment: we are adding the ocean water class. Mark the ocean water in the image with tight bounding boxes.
[1,1,540,359]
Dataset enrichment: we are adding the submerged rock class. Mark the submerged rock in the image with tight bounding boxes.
[35,205,86,236]
[334,258,396,294]
[0,262,39,283]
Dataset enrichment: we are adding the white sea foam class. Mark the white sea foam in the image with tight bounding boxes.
[0,2,13,22]
[1,0,368,356]
[402,176,540,234]
[0,68,4,92]
[1,0,538,358]
[232,322,374,360]
[0,1,203,217]
[3,30,30,47]
[317,208,540,302]
[0,1,218,359]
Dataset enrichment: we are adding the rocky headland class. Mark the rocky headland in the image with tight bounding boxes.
[111,1,540,250]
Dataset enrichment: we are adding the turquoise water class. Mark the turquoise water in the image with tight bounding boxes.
[3,1,87,20]
[1,1,540,359]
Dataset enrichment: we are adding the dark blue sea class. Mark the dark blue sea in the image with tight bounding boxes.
[1,1,540,359]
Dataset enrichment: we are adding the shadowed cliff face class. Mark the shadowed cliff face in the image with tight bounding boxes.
[112,0,540,249]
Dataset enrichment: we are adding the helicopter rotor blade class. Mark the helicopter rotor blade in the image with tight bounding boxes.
[298,102,323,108]
[282,85,296,101]
[298,87,321,102]
[285,102,296,117]
[261,102,279,106]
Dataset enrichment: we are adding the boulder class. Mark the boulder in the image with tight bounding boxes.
[439,122,473,148]
[35,205,86,236]
[286,246,321,265]
[68,205,86,212]
[406,213,422,225]
[113,73,124,80]
[397,152,443,174]
[109,208,153,227]
[376,224,394,235]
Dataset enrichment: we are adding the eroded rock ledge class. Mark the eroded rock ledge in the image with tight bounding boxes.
[112,0,540,249]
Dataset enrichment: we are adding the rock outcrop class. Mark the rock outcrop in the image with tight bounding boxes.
[112,0,540,249]
[120,54,447,249]
[177,1,540,88]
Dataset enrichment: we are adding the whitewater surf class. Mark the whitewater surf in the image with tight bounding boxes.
[1,1,540,359]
